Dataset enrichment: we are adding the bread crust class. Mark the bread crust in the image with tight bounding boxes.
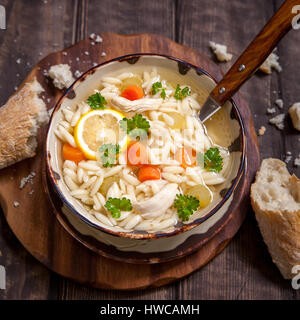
[0,78,49,169]
[251,159,300,279]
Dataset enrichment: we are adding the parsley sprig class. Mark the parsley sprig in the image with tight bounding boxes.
[105,197,132,219]
[87,92,107,109]
[151,81,166,99]
[98,143,120,168]
[174,194,199,221]
[152,82,162,95]
[120,114,150,140]
[197,147,223,173]
[174,84,191,100]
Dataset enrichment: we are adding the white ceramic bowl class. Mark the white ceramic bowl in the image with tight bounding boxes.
[45,54,245,259]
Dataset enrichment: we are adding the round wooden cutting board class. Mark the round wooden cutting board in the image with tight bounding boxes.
[0,33,260,290]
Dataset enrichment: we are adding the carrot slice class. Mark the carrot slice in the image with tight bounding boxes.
[138,165,161,182]
[121,85,144,101]
[127,141,148,167]
[175,147,197,169]
[63,143,86,164]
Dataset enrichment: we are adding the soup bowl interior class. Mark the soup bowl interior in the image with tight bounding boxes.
[46,54,245,240]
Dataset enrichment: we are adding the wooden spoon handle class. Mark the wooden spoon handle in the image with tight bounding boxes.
[211,0,299,105]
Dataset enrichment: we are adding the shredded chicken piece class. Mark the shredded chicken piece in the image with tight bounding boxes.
[133,183,178,219]
[111,96,163,113]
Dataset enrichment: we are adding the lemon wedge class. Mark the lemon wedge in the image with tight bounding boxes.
[74,109,128,160]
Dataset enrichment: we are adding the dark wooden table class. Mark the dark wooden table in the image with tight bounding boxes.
[0,0,299,300]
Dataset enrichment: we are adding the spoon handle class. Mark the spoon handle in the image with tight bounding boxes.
[210,0,299,106]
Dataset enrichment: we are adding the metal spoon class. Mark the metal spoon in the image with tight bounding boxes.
[200,0,299,122]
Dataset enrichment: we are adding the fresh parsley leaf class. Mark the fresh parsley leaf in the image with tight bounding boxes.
[160,88,166,99]
[151,82,166,99]
[105,197,132,219]
[120,114,150,140]
[181,86,191,98]
[98,143,120,168]
[174,85,182,100]
[87,92,107,109]
[174,84,191,100]
[174,194,199,221]
[151,81,162,95]
[198,147,223,173]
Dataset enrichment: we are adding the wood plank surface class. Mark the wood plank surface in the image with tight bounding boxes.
[0,0,299,300]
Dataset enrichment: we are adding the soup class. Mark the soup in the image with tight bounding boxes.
[54,67,231,233]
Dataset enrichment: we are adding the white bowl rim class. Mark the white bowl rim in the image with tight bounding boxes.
[45,53,246,240]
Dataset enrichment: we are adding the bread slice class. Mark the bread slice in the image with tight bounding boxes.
[251,158,300,279]
[289,103,300,131]
[0,78,49,169]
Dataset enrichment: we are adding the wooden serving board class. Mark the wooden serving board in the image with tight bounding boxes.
[0,33,260,290]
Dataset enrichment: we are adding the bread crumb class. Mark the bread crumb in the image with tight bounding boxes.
[48,64,75,90]
[95,35,103,43]
[74,70,82,78]
[19,171,36,189]
[16,58,21,64]
[29,189,34,195]
[288,103,300,131]
[267,107,276,114]
[269,113,285,130]
[62,51,67,56]
[48,107,54,117]
[258,126,266,136]
[294,155,300,167]
[13,201,20,208]
[285,154,292,164]
[259,52,282,74]
[84,51,89,56]
[89,33,103,43]
[101,52,106,57]
[275,99,283,109]
[209,41,233,62]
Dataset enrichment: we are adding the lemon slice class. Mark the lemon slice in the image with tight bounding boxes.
[74,109,128,160]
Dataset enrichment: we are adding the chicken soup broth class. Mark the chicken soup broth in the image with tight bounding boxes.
[55,66,233,233]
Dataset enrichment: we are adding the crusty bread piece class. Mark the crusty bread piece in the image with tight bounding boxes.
[259,52,282,74]
[289,103,300,131]
[0,78,49,169]
[251,159,300,279]
[48,64,75,90]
